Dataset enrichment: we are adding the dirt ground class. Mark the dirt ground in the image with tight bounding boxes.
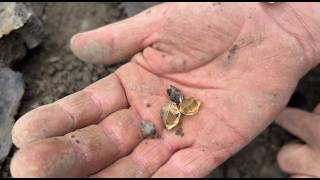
[1,2,320,178]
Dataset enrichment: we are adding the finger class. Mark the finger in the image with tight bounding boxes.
[152,147,225,178]
[91,130,193,178]
[277,142,314,176]
[291,174,314,178]
[275,107,319,144]
[91,138,173,178]
[12,73,128,148]
[10,109,142,178]
[313,103,320,115]
[70,3,167,65]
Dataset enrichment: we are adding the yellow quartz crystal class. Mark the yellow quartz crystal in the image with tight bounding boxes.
[160,101,181,130]
[179,97,201,116]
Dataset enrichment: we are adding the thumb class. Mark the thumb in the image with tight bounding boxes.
[70,4,166,65]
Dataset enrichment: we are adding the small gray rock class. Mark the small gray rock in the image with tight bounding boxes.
[122,2,162,17]
[0,31,27,67]
[0,2,44,67]
[0,67,24,164]
[167,85,184,105]
[140,120,159,139]
[0,2,31,38]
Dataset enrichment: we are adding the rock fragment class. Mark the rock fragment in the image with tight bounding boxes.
[140,120,160,139]
[0,68,24,164]
[0,2,44,67]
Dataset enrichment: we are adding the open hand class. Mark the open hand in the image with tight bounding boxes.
[10,2,320,177]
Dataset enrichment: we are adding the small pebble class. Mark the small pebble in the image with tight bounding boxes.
[167,85,184,105]
[140,120,160,139]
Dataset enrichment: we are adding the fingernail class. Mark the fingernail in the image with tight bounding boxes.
[70,33,112,64]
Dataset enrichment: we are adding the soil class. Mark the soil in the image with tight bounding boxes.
[175,125,184,137]
[1,2,320,178]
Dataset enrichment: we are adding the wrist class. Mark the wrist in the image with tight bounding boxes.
[262,2,320,68]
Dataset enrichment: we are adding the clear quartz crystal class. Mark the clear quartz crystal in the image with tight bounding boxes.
[160,101,181,130]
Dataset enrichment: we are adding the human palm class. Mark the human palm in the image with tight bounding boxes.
[10,3,318,177]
